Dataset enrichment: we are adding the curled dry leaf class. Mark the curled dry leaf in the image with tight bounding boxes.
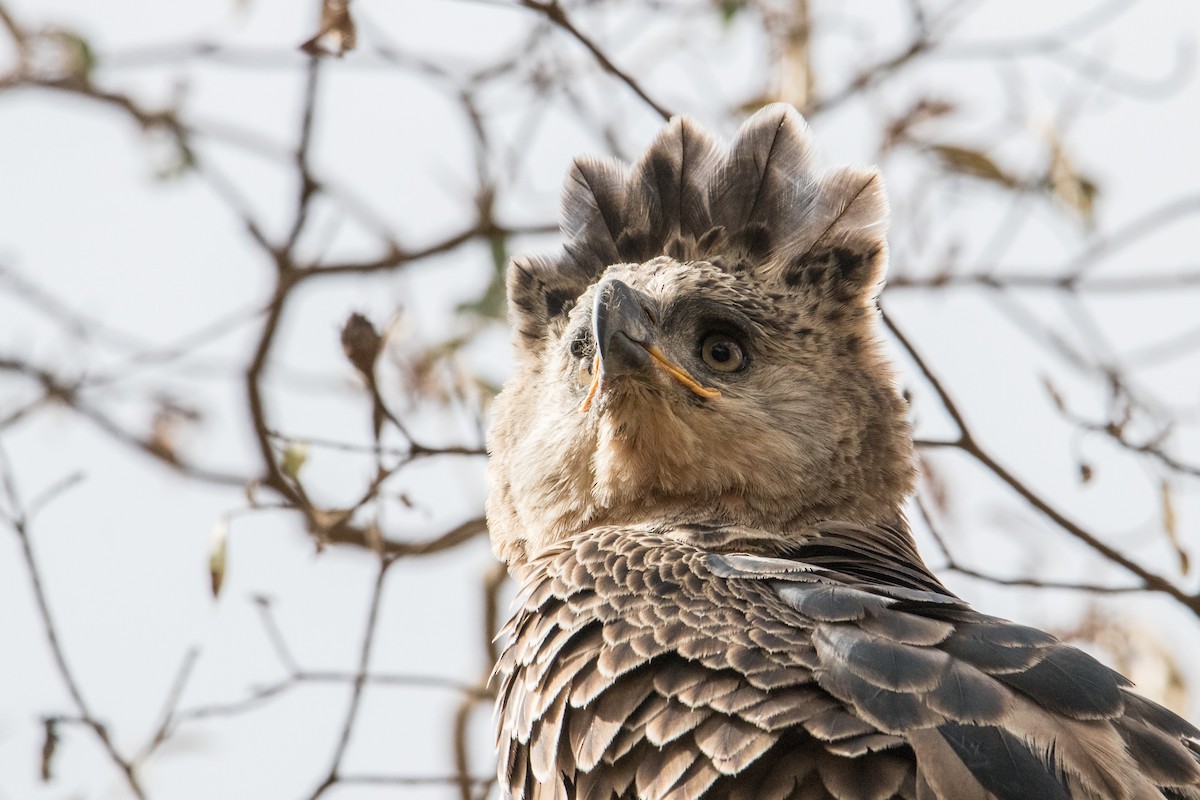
[1161,478,1189,574]
[147,397,203,463]
[281,441,308,482]
[40,717,58,782]
[209,518,229,598]
[30,27,95,82]
[926,143,1019,188]
[1045,128,1099,226]
[1040,375,1066,413]
[299,0,356,57]
[882,97,956,152]
[341,312,382,379]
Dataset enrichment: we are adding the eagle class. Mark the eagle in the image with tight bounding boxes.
[485,104,1200,800]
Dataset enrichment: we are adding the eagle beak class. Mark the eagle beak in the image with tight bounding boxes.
[580,279,720,412]
[593,279,655,375]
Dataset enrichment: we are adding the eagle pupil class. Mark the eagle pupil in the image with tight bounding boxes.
[700,333,745,372]
[569,335,588,359]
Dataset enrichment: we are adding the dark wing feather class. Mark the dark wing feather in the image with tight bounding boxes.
[935,723,1071,800]
[495,523,1200,799]
[994,644,1128,719]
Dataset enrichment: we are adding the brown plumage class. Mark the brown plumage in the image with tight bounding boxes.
[486,104,1200,800]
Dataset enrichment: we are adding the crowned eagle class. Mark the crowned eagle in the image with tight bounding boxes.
[486,104,1200,800]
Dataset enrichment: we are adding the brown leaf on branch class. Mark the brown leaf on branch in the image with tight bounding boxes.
[209,519,229,598]
[1161,478,1189,575]
[147,398,203,464]
[1045,129,1100,226]
[341,312,382,380]
[24,26,95,82]
[1041,375,1067,413]
[300,0,356,57]
[926,143,1020,188]
[40,717,58,781]
[882,97,956,152]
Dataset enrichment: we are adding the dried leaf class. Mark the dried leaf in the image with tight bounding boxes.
[926,144,1018,188]
[1045,129,1099,226]
[42,27,95,82]
[146,398,202,462]
[718,0,746,26]
[300,0,356,57]
[1161,479,1189,574]
[281,442,308,482]
[1040,375,1066,413]
[40,717,58,781]
[209,519,228,598]
[341,312,382,378]
[153,130,196,182]
[882,98,956,152]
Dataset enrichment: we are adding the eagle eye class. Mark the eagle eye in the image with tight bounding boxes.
[699,333,747,372]
[568,330,589,359]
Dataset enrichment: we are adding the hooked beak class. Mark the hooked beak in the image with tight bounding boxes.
[593,279,655,376]
[580,279,720,412]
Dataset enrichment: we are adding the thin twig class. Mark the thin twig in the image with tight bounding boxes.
[516,0,672,120]
[883,308,1198,613]
[0,446,149,799]
[308,557,394,800]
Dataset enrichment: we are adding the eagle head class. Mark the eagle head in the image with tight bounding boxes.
[487,105,916,566]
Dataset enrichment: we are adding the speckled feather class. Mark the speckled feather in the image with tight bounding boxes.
[494,525,1200,800]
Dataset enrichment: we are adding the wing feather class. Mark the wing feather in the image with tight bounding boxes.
[495,522,1200,799]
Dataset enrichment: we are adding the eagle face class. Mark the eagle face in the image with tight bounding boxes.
[488,245,917,565]
[564,254,909,526]
[487,108,916,566]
